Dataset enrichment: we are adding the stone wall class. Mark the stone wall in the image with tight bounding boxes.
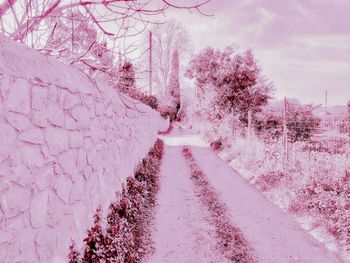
[0,36,168,262]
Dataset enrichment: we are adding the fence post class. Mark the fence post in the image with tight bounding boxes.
[283,97,289,161]
[248,110,252,143]
[348,100,350,142]
[232,109,235,139]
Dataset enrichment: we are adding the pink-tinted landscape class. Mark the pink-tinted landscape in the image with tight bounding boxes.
[0,1,349,262]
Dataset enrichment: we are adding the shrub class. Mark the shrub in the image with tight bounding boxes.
[286,103,320,143]
[70,139,164,262]
[182,147,255,262]
[186,46,272,125]
[254,171,285,192]
[210,139,223,151]
[158,105,178,121]
[158,123,173,135]
[68,243,81,263]
[139,94,158,110]
[115,61,159,110]
[254,103,321,143]
[254,111,283,141]
[302,137,348,154]
[289,170,350,252]
[118,61,136,92]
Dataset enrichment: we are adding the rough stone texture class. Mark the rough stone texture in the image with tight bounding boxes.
[32,109,48,127]
[30,189,49,228]
[31,86,48,110]
[0,123,17,162]
[19,128,44,144]
[6,112,32,131]
[45,127,69,156]
[69,131,84,148]
[0,36,168,263]
[46,103,65,127]
[6,77,30,114]
[21,144,45,167]
[64,114,77,130]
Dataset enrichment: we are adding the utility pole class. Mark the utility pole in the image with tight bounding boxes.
[149,31,153,96]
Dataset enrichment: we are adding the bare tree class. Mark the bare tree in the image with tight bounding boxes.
[0,0,208,80]
[148,19,190,96]
[168,49,181,119]
[42,10,114,72]
[0,0,17,17]
[0,0,208,48]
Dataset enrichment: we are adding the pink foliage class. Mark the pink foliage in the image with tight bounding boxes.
[182,147,255,262]
[210,139,223,151]
[158,123,173,135]
[116,61,159,110]
[69,139,164,263]
[169,50,180,100]
[254,171,285,192]
[68,242,81,263]
[290,170,350,252]
[157,50,181,122]
[186,46,271,123]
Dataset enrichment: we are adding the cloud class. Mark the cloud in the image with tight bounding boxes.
[165,0,350,105]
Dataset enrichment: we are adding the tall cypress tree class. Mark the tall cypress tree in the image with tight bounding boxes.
[168,49,181,120]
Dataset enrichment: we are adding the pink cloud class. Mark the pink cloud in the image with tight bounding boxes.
[166,0,350,105]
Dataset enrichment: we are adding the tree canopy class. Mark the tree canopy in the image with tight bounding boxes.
[186,46,273,121]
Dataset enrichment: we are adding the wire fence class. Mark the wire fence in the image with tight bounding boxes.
[246,101,350,157]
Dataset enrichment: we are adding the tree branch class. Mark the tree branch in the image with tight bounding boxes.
[0,0,18,18]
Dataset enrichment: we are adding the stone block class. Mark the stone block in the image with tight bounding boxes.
[58,150,78,175]
[21,144,45,167]
[95,102,105,116]
[45,127,69,155]
[64,114,77,130]
[1,185,30,217]
[6,112,31,131]
[35,226,55,261]
[61,90,80,110]
[0,123,16,162]
[29,189,49,228]
[6,78,30,114]
[77,148,87,172]
[34,164,53,191]
[19,128,44,144]
[69,131,84,148]
[84,137,92,150]
[69,174,85,204]
[53,174,72,204]
[87,147,97,165]
[47,193,61,228]
[46,103,64,127]
[71,105,90,129]
[48,86,58,103]
[32,109,48,128]
[31,86,48,110]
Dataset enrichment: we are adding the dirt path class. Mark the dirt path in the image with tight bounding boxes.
[190,146,341,263]
[146,145,229,263]
[147,128,341,262]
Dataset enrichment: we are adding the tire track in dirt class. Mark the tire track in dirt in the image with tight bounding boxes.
[183,147,256,263]
[146,145,230,263]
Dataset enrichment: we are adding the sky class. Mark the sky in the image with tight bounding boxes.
[1,0,348,106]
[163,0,350,106]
